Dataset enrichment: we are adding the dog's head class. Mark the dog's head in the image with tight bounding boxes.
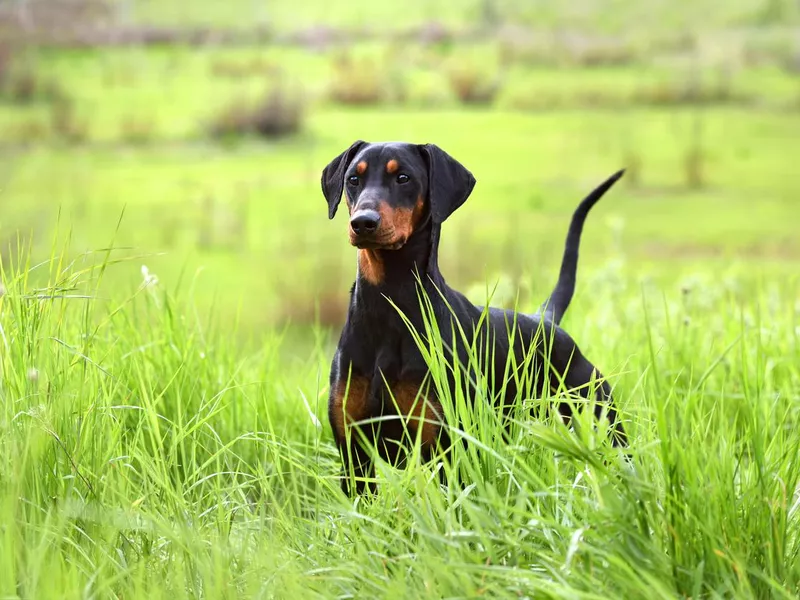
[321,141,476,251]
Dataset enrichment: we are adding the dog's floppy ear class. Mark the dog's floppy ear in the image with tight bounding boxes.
[321,140,367,219]
[418,143,476,224]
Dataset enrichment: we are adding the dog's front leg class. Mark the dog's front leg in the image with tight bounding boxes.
[328,356,377,495]
[338,438,376,496]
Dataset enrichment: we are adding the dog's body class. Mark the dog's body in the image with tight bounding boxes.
[322,141,626,494]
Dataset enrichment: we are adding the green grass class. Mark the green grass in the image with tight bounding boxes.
[0,235,798,598]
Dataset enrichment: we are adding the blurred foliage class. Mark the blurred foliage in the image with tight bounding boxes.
[0,0,797,329]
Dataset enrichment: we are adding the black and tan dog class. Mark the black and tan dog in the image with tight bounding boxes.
[321,140,626,495]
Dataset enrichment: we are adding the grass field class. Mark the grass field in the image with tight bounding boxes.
[1,238,799,598]
[2,1,800,597]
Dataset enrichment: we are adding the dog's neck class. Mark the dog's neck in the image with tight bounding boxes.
[353,221,443,302]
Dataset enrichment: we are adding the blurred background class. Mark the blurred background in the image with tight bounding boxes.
[0,0,798,339]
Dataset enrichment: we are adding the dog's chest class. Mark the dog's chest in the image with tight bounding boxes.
[330,302,441,443]
[344,296,429,375]
[330,369,442,446]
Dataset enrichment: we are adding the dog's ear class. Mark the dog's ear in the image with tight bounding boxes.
[418,143,476,224]
[321,140,368,219]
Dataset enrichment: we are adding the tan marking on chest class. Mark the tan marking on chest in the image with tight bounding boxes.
[390,381,443,448]
[330,376,370,440]
[358,249,384,285]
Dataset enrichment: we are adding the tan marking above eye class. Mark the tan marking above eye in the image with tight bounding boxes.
[386,159,399,174]
[356,161,368,175]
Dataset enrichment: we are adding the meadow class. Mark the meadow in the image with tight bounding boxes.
[1,0,800,597]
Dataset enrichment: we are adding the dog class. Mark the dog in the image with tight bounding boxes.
[321,140,626,495]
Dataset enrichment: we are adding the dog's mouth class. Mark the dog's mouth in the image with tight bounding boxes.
[351,238,406,251]
[349,231,407,251]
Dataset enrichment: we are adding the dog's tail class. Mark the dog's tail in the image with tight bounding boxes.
[536,169,625,325]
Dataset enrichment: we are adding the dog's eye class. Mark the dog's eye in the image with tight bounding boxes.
[397,174,410,184]
[347,175,359,187]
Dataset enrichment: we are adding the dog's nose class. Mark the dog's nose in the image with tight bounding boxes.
[350,210,381,236]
